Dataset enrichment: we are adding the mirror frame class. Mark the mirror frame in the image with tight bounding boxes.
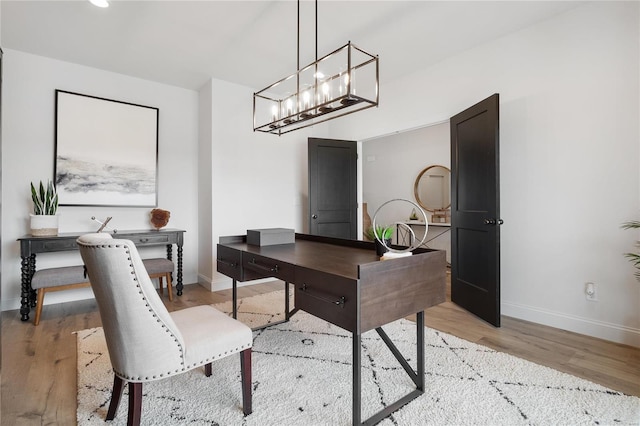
[413,165,451,212]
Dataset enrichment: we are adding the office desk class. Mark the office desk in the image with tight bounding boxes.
[17,228,185,321]
[217,233,446,425]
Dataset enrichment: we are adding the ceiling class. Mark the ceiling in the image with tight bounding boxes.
[1,1,583,91]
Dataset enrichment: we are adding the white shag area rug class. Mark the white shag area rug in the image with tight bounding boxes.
[77,290,640,425]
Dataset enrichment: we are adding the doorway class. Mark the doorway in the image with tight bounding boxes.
[308,138,358,239]
[360,123,451,263]
[361,93,501,327]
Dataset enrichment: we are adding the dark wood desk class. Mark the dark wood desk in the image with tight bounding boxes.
[17,228,185,321]
[217,233,446,425]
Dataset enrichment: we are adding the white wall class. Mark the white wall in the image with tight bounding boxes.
[1,49,199,310]
[198,78,329,290]
[330,2,640,347]
[197,79,214,289]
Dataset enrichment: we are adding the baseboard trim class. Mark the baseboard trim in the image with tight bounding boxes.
[502,300,640,348]
[1,287,95,312]
[198,273,214,291]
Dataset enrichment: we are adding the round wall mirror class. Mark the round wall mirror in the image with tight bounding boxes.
[414,165,451,212]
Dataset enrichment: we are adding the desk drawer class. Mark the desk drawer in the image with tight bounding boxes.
[125,234,171,246]
[294,267,358,333]
[42,238,79,251]
[242,253,295,282]
[217,245,243,281]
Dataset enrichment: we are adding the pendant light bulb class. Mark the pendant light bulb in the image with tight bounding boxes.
[89,0,109,8]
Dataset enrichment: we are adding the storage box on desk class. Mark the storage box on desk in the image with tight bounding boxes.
[247,228,295,246]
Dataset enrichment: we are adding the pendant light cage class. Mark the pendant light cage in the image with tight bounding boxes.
[253,41,379,136]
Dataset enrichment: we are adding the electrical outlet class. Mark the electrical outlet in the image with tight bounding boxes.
[585,282,598,302]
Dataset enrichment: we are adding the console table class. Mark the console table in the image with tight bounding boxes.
[397,221,451,264]
[17,228,185,322]
[217,233,446,425]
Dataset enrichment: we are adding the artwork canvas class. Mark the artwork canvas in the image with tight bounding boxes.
[54,90,159,207]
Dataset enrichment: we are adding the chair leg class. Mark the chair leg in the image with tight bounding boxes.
[106,375,126,420]
[240,348,252,415]
[165,273,173,301]
[33,288,45,326]
[128,382,143,426]
[157,276,165,296]
[204,362,212,377]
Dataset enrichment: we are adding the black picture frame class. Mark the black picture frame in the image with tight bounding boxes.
[54,90,159,207]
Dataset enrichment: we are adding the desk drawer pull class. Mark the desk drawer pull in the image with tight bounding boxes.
[218,259,237,268]
[247,258,279,273]
[299,284,345,308]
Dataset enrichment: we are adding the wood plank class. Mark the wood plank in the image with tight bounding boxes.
[1,277,638,425]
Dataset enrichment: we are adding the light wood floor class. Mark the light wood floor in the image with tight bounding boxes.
[2,278,639,425]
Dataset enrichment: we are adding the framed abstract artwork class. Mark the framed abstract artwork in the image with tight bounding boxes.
[54,90,159,207]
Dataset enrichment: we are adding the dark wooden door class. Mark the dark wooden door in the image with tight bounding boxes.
[308,138,357,239]
[450,94,502,327]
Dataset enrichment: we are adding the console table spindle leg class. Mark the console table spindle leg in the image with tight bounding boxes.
[176,245,184,295]
[20,255,35,321]
[28,255,37,307]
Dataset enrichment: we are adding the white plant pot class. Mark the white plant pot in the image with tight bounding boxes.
[30,214,59,237]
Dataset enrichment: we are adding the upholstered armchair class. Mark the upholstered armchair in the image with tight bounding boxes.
[77,233,253,425]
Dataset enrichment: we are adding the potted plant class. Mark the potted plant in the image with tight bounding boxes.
[30,180,59,236]
[622,220,640,282]
[365,224,394,256]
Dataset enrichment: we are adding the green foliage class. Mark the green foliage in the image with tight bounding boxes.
[31,180,58,215]
[621,221,640,282]
[365,224,394,241]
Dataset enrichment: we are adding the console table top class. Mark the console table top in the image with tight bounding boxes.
[18,228,186,241]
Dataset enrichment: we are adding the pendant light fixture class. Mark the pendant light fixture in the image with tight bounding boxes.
[253,0,379,136]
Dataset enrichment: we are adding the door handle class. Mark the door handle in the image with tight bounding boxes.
[312,214,318,219]
[484,218,504,226]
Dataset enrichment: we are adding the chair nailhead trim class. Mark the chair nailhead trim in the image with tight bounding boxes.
[84,242,257,383]
[112,344,252,380]
[105,243,185,370]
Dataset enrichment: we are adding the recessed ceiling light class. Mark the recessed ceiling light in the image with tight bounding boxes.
[89,0,109,8]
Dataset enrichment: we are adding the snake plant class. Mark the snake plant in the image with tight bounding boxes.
[622,221,640,282]
[365,224,394,241]
[31,180,59,215]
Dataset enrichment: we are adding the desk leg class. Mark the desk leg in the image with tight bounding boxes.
[284,281,289,320]
[232,279,238,319]
[20,255,35,321]
[284,282,300,321]
[417,311,425,391]
[361,311,426,425]
[353,333,361,425]
[246,281,297,331]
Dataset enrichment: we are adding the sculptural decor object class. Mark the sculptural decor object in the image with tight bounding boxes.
[91,216,114,233]
[372,198,429,257]
[150,208,170,229]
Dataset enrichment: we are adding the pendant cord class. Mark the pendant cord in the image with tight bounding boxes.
[297,0,300,71]
[315,0,318,62]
